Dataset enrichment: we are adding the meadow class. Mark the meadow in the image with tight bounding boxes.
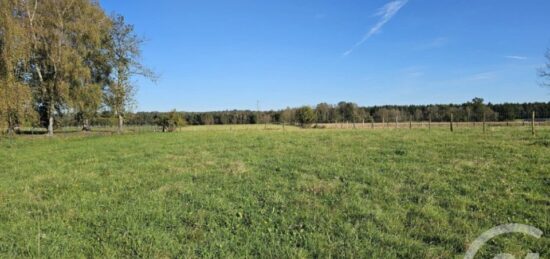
[0,126,548,258]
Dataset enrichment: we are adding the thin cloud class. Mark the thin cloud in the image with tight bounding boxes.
[343,0,408,56]
[465,72,497,81]
[504,55,527,60]
[407,71,424,77]
[401,66,425,77]
[415,37,448,50]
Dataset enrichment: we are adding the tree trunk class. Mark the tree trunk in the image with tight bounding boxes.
[7,116,15,135]
[83,119,91,131]
[47,116,54,136]
[47,94,54,136]
[118,114,124,133]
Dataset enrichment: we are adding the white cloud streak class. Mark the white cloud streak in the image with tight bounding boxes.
[504,55,527,60]
[343,0,408,56]
[464,72,497,81]
[415,37,448,50]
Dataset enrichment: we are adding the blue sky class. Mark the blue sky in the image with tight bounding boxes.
[99,0,550,112]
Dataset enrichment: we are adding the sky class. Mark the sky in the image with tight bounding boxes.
[99,0,550,112]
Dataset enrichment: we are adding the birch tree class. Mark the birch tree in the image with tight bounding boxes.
[69,5,111,131]
[24,0,108,135]
[0,0,34,134]
[105,14,156,133]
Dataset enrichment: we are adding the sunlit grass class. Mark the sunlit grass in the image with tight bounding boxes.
[0,126,548,257]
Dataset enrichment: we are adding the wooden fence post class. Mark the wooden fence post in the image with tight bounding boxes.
[395,116,399,129]
[428,114,432,131]
[409,118,412,129]
[382,117,385,128]
[532,111,535,136]
[483,112,486,133]
[371,118,374,129]
[450,113,454,132]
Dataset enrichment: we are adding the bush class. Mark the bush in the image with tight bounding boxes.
[157,110,185,132]
[295,106,316,127]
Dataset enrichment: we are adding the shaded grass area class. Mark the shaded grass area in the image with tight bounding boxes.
[0,127,548,258]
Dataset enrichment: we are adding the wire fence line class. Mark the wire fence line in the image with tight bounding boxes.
[1,119,550,136]
[315,120,550,129]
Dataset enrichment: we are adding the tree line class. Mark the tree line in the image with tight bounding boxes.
[118,98,550,127]
[0,0,154,135]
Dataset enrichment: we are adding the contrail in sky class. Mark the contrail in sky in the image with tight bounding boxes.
[343,0,408,56]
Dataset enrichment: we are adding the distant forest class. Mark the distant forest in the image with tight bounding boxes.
[65,98,549,127]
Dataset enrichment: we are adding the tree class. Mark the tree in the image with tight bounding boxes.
[469,97,485,121]
[356,107,368,123]
[539,48,550,90]
[337,102,359,122]
[374,108,389,123]
[0,0,35,134]
[199,113,214,125]
[295,106,316,127]
[157,109,184,132]
[24,0,110,135]
[71,15,112,131]
[281,107,295,125]
[315,103,331,123]
[71,83,103,131]
[105,14,157,134]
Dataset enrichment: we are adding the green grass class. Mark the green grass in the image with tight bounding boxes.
[0,126,548,258]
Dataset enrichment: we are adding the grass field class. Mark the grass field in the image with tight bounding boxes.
[0,126,548,258]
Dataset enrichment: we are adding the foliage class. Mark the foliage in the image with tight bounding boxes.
[118,100,550,127]
[0,1,153,135]
[0,0,35,133]
[23,0,111,135]
[156,109,185,132]
[295,106,316,126]
[104,14,157,133]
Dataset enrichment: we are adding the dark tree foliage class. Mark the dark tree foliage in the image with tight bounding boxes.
[118,98,550,127]
[295,106,316,127]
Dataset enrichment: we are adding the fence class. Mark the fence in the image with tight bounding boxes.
[0,124,163,136]
[315,120,550,129]
[1,119,550,136]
